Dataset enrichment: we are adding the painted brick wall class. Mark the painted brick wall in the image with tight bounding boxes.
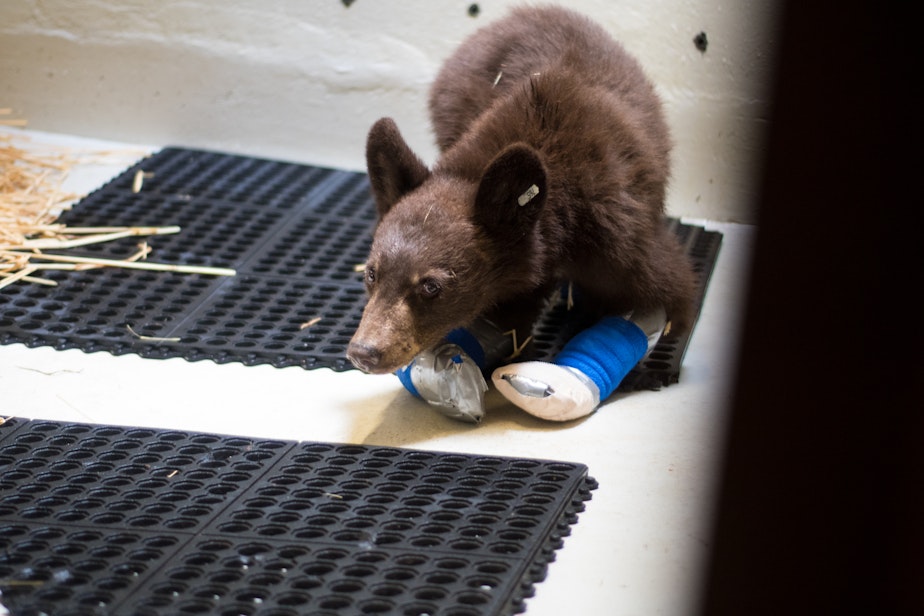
[0,0,780,222]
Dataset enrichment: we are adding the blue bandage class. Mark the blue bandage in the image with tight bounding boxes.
[444,328,486,369]
[394,327,493,424]
[395,361,421,397]
[395,327,485,399]
[553,316,648,399]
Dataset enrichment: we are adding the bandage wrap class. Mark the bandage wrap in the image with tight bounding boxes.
[553,315,648,401]
[398,308,662,423]
[491,308,666,421]
[395,319,512,423]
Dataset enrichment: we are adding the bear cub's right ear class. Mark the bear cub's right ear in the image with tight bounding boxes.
[473,143,548,243]
[365,118,431,218]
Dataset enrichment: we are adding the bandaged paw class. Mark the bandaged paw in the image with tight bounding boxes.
[397,343,488,423]
[394,318,513,424]
[493,362,600,421]
[492,308,667,421]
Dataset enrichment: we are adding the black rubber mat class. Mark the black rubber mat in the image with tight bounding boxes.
[0,147,722,389]
[0,416,596,616]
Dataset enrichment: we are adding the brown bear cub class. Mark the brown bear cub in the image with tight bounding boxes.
[347,5,696,378]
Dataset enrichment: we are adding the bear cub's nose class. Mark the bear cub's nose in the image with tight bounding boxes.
[346,342,382,373]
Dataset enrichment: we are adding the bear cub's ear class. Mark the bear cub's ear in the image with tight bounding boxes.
[474,143,548,240]
[366,118,431,218]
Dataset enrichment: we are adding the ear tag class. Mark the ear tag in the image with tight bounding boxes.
[517,184,540,206]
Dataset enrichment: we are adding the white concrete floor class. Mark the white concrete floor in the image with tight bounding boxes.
[1,129,756,616]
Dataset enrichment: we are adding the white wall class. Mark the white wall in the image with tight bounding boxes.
[1,1,780,222]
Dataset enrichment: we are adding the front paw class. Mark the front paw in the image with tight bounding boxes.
[492,362,599,422]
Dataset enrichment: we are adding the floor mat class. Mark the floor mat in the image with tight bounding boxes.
[0,416,596,616]
[0,147,722,390]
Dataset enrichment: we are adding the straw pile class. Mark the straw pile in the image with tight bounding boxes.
[1,110,235,291]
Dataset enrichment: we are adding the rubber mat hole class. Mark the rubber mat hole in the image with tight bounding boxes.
[490,541,523,555]
[381,521,413,533]
[420,522,452,535]
[53,542,84,556]
[98,576,132,591]
[150,580,188,596]
[523,493,555,505]
[130,548,165,562]
[89,544,123,558]
[73,558,107,573]
[301,562,336,577]
[113,561,148,577]
[331,579,365,594]
[430,511,462,523]
[182,553,218,569]
[403,603,440,616]
[458,477,489,488]
[468,574,502,589]
[376,481,406,494]
[90,511,124,526]
[209,485,240,498]
[374,533,403,545]
[415,586,448,601]
[168,566,204,580]
[487,490,517,502]
[37,587,73,601]
[178,505,211,517]
[219,471,251,483]
[365,493,399,505]
[425,571,458,585]
[318,595,352,609]
[32,470,64,484]
[289,576,322,591]
[353,505,386,518]
[176,599,218,614]
[262,590,306,607]
[371,582,405,597]
[450,539,482,551]
[476,561,510,575]
[293,528,325,540]
[359,598,396,613]
[438,499,470,511]
[235,587,269,603]
[448,487,480,499]
[51,460,82,472]
[256,524,289,536]
[411,535,444,548]
[318,502,350,514]
[142,502,176,516]
[344,517,377,530]
[499,528,530,542]
[267,512,300,525]
[393,508,424,520]
[209,570,243,585]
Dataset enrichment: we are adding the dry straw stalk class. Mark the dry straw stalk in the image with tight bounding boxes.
[1,115,235,291]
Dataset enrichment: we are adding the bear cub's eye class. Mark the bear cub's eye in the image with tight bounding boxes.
[419,278,442,299]
[365,266,376,285]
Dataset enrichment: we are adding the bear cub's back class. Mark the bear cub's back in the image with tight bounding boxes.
[428,5,668,159]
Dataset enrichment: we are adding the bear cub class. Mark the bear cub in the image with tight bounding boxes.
[348,5,696,375]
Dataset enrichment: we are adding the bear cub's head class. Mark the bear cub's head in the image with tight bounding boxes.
[347,118,548,374]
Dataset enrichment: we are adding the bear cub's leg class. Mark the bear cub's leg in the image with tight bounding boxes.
[493,307,667,421]
[394,292,551,423]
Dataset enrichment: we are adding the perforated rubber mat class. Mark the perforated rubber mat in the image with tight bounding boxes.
[0,147,721,389]
[0,416,596,615]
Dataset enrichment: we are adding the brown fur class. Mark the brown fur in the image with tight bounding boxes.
[347,5,697,374]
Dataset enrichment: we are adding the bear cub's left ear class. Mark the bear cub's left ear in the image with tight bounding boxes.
[474,143,548,240]
[366,117,431,219]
